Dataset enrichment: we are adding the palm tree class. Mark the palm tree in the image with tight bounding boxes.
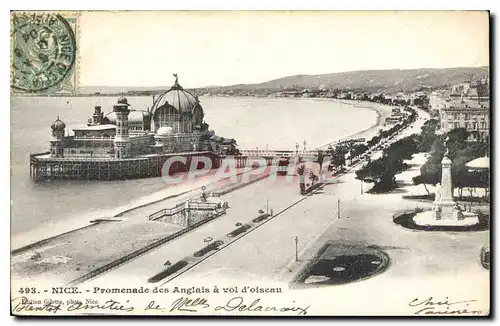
[297,163,306,195]
[317,150,325,177]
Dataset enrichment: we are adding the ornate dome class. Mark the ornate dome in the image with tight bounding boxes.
[151,74,200,115]
[156,126,173,136]
[51,116,66,131]
[117,96,130,106]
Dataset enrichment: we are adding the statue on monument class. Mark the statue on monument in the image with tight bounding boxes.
[432,182,443,219]
[434,182,442,203]
[444,135,450,157]
[172,73,180,88]
[424,130,479,226]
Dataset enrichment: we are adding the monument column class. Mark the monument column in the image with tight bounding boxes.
[439,155,455,220]
[424,138,480,227]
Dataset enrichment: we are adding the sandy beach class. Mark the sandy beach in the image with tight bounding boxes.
[316,99,394,149]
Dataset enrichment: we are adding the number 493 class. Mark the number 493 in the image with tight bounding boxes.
[18,287,38,294]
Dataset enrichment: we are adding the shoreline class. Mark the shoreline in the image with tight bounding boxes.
[309,98,393,150]
[213,96,393,150]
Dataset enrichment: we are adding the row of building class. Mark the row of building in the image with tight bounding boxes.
[272,88,430,107]
[273,78,490,143]
[429,78,489,142]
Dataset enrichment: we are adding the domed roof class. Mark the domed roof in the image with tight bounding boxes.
[103,110,149,124]
[51,116,66,131]
[117,96,131,106]
[157,126,174,136]
[151,74,200,115]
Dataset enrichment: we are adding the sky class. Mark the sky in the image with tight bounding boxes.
[78,11,489,88]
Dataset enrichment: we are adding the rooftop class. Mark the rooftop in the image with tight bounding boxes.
[72,124,117,131]
[444,100,490,111]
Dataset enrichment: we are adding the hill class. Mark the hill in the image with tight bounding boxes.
[199,66,489,95]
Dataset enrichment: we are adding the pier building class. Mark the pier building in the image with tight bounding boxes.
[30,76,237,181]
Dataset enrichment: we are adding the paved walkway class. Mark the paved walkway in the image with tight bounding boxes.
[94,174,307,286]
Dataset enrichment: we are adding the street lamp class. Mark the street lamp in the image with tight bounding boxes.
[303,140,307,151]
[295,143,299,155]
[337,199,341,219]
[294,236,299,262]
[201,186,207,202]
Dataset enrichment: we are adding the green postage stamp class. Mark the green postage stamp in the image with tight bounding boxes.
[10,11,79,94]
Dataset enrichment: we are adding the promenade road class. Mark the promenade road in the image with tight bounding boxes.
[165,108,433,284]
[161,107,489,315]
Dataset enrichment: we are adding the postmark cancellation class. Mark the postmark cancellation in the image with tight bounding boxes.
[10,11,79,94]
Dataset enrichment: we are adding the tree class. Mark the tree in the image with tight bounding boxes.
[413,95,429,110]
[342,141,369,164]
[367,134,381,148]
[355,155,408,192]
[328,145,347,168]
[356,157,393,188]
[352,143,369,158]
[418,119,440,152]
[452,141,488,199]
[356,134,417,192]
[297,163,306,195]
[385,136,418,161]
[413,163,441,196]
[446,128,469,160]
[412,134,445,192]
[316,150,325,174]
[413,129,489,199]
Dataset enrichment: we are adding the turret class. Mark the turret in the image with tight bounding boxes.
[50,116,66,157]
[113,96,131,159]
[92,105,104,125]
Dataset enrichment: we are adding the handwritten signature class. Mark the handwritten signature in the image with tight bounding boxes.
[409,297,482,315]
[145,297,210,312]
[11,296,134,314]
[11,297,62,314]
[215,296,310,315]
[146,296,310,315]
[66,299,135,312]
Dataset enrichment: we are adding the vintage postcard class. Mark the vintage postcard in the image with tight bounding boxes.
[10,10,490,316]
